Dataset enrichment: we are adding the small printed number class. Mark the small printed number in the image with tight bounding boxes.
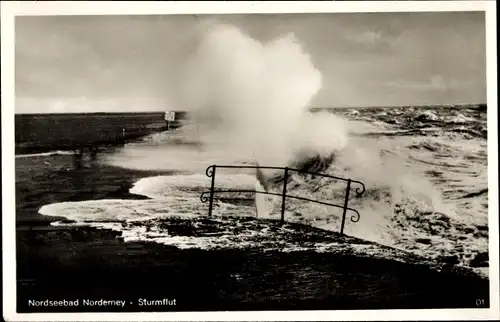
[475,299,485,307]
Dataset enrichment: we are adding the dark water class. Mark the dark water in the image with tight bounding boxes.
[329,104,487,139]
[15,151,174,225]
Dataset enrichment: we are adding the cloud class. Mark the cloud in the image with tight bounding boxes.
[14,13,486,112]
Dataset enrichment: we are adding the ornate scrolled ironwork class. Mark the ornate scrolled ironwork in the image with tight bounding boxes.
[352,180,366,197]
[348,208,361,223]
[206,165,215,177]
[200,191,211,203]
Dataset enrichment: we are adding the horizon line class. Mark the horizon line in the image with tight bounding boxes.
[13,102,488,115]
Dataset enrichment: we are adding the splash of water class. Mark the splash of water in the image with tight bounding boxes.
[176,23,348,173]
[98,24,475,257]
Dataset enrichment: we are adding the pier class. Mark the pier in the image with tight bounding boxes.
[15,112,187,164]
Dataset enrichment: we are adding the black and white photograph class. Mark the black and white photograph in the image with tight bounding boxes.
[2,1,499,321]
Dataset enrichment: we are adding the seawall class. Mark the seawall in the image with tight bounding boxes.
[15,112,175,154]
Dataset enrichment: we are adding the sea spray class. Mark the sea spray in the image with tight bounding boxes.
[172,22,450,222]
[173,23,353,217]
[39,103,488,271]
[176,23,349,174]
[100,23,475,258]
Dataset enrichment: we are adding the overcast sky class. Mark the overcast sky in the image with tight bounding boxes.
[16,12,486,113]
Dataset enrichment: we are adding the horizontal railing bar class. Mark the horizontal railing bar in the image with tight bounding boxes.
[210,164,364,186]
[203,164,365,231]
[212,165,288,171]
[203,189,359,215]
[208,189,284,198]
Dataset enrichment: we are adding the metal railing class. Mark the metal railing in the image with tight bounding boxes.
[200,164,366,235]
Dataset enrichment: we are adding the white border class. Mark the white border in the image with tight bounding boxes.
[2,1,498,321]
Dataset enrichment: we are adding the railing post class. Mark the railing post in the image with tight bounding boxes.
[281,167,289,225]
[340,179,352,235]
[208,165,216,217]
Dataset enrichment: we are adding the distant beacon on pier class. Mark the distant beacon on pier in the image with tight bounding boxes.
[164,111,176,122]
[164,111,189,130]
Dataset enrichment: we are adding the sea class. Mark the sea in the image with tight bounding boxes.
[15,104,489,277]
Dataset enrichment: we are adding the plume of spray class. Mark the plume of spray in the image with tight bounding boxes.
[173,22,448,229]
[100,22,457,249]
[176,23,349,177]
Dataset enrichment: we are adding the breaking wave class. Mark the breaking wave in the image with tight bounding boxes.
[34,22,488,276]
[39,104,489,276]
[341,105,487,140]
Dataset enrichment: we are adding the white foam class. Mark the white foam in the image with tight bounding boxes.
[15,150,76,158]
[130,173,259,199]
[37,115,488,271]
